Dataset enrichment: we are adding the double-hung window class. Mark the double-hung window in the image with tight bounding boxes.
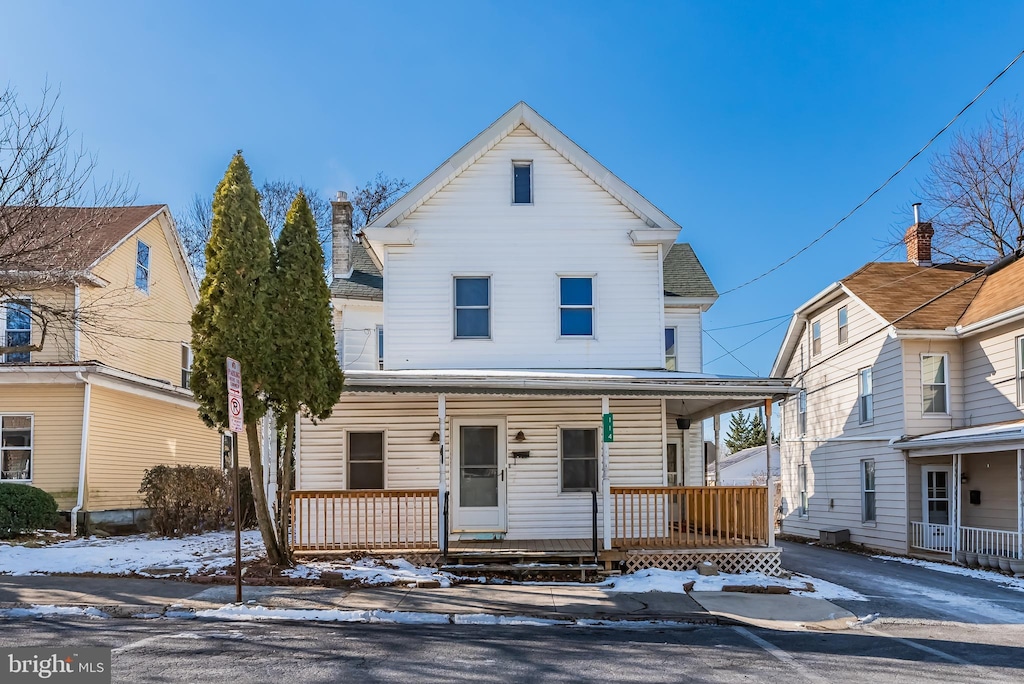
[922,354,948,414]
[454,277,490,339]
[1016,336,1024,406]
[797,390,807,436]
[135,240,150,293]
[811,320,821,356]
[798,464,808,517]
[665,327,677,371]
[862,459,876,523]
[561,428,598,492]
[376,325,384,369]
[512,161,532,204]
[559,277,594,337]
[181,344,193,389]
[348,432,384,489]
[858,367,873,424]
[838,306,848,345]
[2,300,31,363]
[1,415,32,481]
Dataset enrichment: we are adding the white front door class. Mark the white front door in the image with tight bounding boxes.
[451,418,506,533]
[922,466,953,550]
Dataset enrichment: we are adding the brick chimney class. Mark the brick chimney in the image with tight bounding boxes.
[904,202,933,267]
[331,191,354,279]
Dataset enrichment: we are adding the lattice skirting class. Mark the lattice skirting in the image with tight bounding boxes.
[622,548,782,576]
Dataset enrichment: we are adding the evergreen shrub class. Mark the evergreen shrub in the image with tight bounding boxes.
[0,483,59,539]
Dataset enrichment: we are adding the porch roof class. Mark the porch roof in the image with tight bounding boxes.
[894,420,1024,456]
[340,368,793,421]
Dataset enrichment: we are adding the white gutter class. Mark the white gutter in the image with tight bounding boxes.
[70,372,92,536]
[956,304,1024,336]
[889,327,958,340]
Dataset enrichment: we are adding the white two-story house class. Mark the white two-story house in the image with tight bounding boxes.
[291,103,790,573]
[773,211,1024,569]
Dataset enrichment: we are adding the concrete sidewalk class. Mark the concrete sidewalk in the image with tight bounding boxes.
[0,575,856,630]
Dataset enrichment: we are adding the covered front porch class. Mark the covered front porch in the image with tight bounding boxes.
[289,369,791,575]
[897,421,1024,567]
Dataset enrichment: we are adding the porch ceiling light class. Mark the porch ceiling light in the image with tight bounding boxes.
[430,431,440,443]
[514,430,527,442]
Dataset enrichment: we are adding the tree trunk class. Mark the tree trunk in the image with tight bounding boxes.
[277,416,295,564]
[245,420,287,566]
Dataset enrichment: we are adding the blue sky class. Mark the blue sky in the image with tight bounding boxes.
[3,1,1023,376]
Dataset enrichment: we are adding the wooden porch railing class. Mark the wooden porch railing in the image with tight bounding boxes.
[290,489,439,552]
[612,486,768,548]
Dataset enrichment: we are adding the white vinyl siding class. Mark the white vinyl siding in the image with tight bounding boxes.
[382,125,664,370]
[335,302,384,372]
[962,321,1024,424]
[1019,336,1024,406]
[663,308,702,372]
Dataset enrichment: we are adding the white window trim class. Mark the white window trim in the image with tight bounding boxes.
[921,353,950,415]
[345,429,387,490]
[797,390,807,436]
[135,239,151,294]
[811,320,821,356]
[557,274,597,340]
[376,325,384,370]
[181,342,193,389]
[665,326,677,371]
[1,296,32,364]
[861,459,877,525]
[838,305,849,346]
[511,160,533,205]
[0,413,33,482]
[798,463,808,518]
[858,367,873,425]
[1016,335,1024,407]
[557,424,599,494]
[452,275,492,340]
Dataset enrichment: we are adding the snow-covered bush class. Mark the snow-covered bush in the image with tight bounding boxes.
[0,483,59,538]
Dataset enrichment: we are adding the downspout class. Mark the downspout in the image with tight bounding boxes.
[71,371,92,536]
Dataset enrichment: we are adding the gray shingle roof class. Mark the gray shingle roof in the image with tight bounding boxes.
[663,243,717,299]
[329,241,383,301]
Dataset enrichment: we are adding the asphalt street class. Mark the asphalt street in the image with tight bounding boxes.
[779,540,1024,624]
[1,617,1022,683]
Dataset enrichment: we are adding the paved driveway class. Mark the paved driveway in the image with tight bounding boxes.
[779,540,1024,624]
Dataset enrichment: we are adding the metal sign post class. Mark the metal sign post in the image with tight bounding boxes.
[226,357,244,604]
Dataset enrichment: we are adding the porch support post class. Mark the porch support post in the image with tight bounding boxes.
[713,414,721,485]
[765,398,775,547]
[602,396,611,551]
[1017,448,1023,560]
[438,394,447,555]
[952,453,960,563]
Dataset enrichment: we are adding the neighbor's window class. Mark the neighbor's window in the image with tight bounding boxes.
[348,432,384,489]
[135,240,150,292]
[181,343,193,389]
[559,277,594,337]
[862,459,876,522]
[1,415,32,481]
[1016,336,1023,406]
[561,428,598,492]
[2,300,31,363]
[838,306,849,345]
[798,463,808,517]
[922,354,948,414]
[811,320,821,356]
[512,161,532,204]
[376,325,384,370]
[859,367,873,424]
[665,327,677,371]
[454,277,490,339]
[797,390,807,436]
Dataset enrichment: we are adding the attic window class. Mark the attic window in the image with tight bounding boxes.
[135,240,150,293]
[811,320,821,356]
[513,161,532,205]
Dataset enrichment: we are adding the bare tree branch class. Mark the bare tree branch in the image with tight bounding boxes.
[351,172,410,230]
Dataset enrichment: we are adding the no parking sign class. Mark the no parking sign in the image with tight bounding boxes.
[226,357,244,433]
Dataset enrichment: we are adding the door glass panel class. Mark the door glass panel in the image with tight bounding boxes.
[666,443,679,486]
[460,426,498,507]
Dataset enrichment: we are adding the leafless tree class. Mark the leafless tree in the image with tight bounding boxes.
[916,106,1024,262]
[0,84,134,357]
[351,172,409,229]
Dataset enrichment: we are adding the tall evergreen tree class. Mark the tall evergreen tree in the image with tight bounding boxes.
[266,191,344,559]
[723,411,752,454]
[189,152,285,565]
[749,411,767,448]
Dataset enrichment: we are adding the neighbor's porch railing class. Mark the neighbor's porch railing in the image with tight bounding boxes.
[611,486,768,548]
[910,521,953,553]
[290,489,439,552]
[959,525,1020,558]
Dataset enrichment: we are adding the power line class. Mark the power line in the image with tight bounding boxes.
[706,317,791,365]
[704,314,792,331]
[702,329,758,376]
[718,46,1024,297]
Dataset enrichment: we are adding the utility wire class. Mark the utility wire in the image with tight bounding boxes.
[718,46,1024,296]
[702,329,759,376]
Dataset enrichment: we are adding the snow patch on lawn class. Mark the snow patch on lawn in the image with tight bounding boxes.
[283,557,468,587]
[600,568,866,600]
[0,531,263,577]
[0,605,108,619]
[195,605,451,624]
[872,555,1024,593]
[452,614,563,626]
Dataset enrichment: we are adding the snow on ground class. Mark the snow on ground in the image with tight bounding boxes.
[0,605,108,619]
[0,531,263,577]
[600,567,867,601]
[872,555,1024,593]
[282,557,470,587]
[195,605,452,624]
